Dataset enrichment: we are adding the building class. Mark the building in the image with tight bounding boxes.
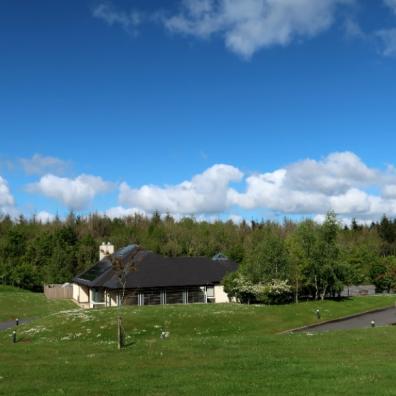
[72,243,238,308]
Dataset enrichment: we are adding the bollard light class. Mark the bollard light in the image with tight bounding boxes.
[316,309,321,320]
[371,320,375,328]
[12,330,16,343]
[16,318,19,326]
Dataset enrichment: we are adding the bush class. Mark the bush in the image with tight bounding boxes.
[223,272,256,304]
[223,272,292,304]
[254,279,292,304]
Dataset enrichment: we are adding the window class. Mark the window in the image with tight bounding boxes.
[92,288,104,303]
[206,286,214,298]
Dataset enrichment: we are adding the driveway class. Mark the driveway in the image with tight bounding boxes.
[296,307,396,333]
[0,318,33,331]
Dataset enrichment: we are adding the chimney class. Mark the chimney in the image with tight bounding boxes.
[99,241,114,260]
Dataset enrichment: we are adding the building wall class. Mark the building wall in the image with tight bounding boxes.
[105,290,118,307]
[75,284,234,309]
[214,285,231,303]
[72,283,90,307]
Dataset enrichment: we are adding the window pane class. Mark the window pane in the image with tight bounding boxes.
[93,289,104,302]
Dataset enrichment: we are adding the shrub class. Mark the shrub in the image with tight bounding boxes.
[224,273,292,304]
[254,279,292,304]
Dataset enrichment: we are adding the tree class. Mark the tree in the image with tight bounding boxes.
[285,221,314,303]
[313,212,343,300]
[288,220,317,301]
[243,227,289,283]
[110,245,143,349]
[369,256,396,293]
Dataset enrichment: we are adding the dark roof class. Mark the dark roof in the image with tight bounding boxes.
[73,245,238,289]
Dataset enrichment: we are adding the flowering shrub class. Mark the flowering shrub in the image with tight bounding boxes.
[223,272,292,304]
[254,279,292,304]
[223,272,256,303]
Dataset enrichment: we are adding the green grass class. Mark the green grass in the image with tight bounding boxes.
[0,293,396,395]
[0,285,76,322]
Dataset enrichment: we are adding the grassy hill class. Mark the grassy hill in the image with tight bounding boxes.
[0,285,76,322]
[0,289,396,395]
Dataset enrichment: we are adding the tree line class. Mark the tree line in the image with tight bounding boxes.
[1,211,396,300]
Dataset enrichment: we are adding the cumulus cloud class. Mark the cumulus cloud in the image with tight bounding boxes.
[113,152,396,221]
[0,176,19,218]
[19,154,70,176]
[165,0,352,58]
[284,152,377,194]
[0,176,16,216]
[27,174,114,211]
[227,214,244,224]
[228,151,396,220]
[105,206,147,219]
[0,176,14,207]
[23,152,396,222]
[119,164,243,215]
[93,2,142,36]
[35,211,56,223]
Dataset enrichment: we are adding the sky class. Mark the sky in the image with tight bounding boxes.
[1,0,396,224]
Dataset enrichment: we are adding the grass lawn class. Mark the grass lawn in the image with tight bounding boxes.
[0,285,76,322]
[0,291,396,395]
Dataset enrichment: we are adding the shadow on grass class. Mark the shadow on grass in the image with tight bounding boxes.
[122,340,136,348]
[13,335,32,344]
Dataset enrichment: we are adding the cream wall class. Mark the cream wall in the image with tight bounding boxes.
[105,290,118,307]
[72,283,89,306]
[214,285,231,303]
[74,284,232,308]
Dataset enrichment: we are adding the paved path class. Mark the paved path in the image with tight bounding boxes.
[297,307,396,333]
[0,318,33,331]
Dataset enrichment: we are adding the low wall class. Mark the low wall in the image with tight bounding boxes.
[340,284,376,297]
[44,284,73,299]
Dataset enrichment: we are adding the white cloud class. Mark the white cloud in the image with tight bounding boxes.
[165,0,352,58]
[384,0,396,14]
[93,3,142,36]
[105,206,147,219]
[284,152,377,194]
[35,211,56,223]
[0,176,16,216]
[228,151,396,220]
[344,19,366,40]
[27,174,114,211]
[19,154,70,176]
[0,176,14,207]
[383,184,396,198]
[114,152,396,221]
[376,28,396,56]
[119,164,243,215]
[25,151,396,223]
[227,214,244,224]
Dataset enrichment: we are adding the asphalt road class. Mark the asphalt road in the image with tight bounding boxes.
[299,307,396,332]
[0,318,33,331]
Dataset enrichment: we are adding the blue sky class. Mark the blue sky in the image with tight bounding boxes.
[1,0,396,223]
